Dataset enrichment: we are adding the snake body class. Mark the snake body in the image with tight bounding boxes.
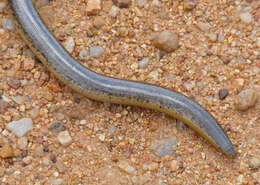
[8,0,236,157]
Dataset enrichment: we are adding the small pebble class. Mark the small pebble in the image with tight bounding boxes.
[11,96,25,104]
[34,146,44,157]
[2,18,15,32]
[169,160,178,172]
[21,150,28,158]
[109,5,120,17]
[207,33,217,42]
[48,122,66,133]
[0,144,14,159]
[98,134,105,141]
[138,57,150,69]
[56,161,67,173]
[79,49,89,60]
[64,37,75,53]
[79,120,87,125]
[183,0,196,11]
[42,157,51,166]
[43,147,49,153]
[7,78,21,89]
[151,30,179,53]
[86,0,101,15]
[113,0,132,8]
[137,0,145,8]
[28,108,40,119]
[93,16,106,28]
[197,22,211,32]
[23,58,35,71]
[50,154,57,163]
[56,113,65,121]
[0,2,6,10]
[89,46,104,58]
[57,131,73,146]
[148,71,159,81]
[176,120,186,132]
[240,12,252,24]
[5,168,14,175]
[152,136,177,157]
[248,157,260,169]
[234,78,245,89]
[17,137,28,150]
[235,89,258,111]
[7,118,33,137]
[219,89,229,100]
[22,156,33,165]
[0,99,9,114]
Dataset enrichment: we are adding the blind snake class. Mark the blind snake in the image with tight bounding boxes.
[8,0,236,157]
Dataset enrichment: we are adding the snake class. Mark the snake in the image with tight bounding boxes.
[8,0,236,157]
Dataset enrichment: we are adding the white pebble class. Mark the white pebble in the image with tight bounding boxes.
[64,37,75,53]
[240,12,252,24]
[57,131,72,146]
[7,118,33,137]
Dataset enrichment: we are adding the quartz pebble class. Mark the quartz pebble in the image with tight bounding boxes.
[64,37,75,53]
[11,96,25,105]
[79,49,89,60]
[151,30,179,53]
[235,89,258,111]
[7,118,33,137]
[89,46,104,58]
[240,12,252,24]
[109,6,120,17]
[138,57,150,69]
[57,131,72,146]
[2,18,15,32]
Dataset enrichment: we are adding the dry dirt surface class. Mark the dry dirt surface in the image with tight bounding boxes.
[0,0,259,184]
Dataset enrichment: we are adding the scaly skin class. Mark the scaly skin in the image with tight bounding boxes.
[8,0,236,157]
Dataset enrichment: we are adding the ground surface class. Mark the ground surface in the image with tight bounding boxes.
[0,0,259,184]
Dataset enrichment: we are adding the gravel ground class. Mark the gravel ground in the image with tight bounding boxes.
[0,0,259,184]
